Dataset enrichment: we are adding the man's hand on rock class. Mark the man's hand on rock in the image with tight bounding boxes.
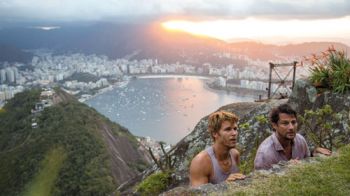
[314,147,332,156]
[226,173,245,182]
[289,159,301,165]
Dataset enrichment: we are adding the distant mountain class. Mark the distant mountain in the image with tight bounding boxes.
[0,88,151,195]
[228,41,350,61]
[0,22,348,66]
[0,44,33,65]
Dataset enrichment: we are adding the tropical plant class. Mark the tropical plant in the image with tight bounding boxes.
[307,46,350,93]
[309,66,331,88]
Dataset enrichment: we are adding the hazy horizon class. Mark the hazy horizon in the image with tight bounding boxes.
[0,1,349,46]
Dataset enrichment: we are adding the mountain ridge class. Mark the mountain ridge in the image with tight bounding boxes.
[0,23,349,66]
[0,44,33,65]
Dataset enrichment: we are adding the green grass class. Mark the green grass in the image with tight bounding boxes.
[227,144,350,195]
[22,147,67,196]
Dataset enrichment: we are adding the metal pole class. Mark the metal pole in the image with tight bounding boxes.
[292,61,297,89]
[268,63,273,99]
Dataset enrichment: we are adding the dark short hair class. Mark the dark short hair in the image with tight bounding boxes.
[208,110,238,140]
[270,104,297,124]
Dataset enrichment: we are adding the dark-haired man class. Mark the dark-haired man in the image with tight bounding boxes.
[254,104,331,170]
[189,111,245,187]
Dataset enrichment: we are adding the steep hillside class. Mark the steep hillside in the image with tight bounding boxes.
[0,88,151,195]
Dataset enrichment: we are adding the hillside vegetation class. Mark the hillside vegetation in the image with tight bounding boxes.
[0,89,148,195]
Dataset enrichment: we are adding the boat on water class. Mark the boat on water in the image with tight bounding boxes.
[115,81,128,88]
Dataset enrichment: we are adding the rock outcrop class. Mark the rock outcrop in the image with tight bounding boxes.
[165,100,286,187]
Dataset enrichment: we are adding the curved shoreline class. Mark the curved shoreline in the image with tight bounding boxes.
[203,82,263,100]
[135,74,212,80]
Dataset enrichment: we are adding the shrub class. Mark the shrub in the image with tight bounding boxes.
[136,171,172,196]
[299,104,346,151]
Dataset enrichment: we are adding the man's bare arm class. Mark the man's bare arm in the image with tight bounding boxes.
[189,152,211,187]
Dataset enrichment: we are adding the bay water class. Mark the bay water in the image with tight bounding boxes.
[86,76,255,144]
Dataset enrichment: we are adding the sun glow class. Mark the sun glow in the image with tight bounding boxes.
[162,17,350,44]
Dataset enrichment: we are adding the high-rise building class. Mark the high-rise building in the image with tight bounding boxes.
[13,67,19,82]
[5,68,15,83]
[0,69,6,83]
[0,92,5,101]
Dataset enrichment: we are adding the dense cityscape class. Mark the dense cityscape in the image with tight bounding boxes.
[0,51,300,107]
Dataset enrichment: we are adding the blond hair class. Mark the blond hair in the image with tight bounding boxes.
[208,110,238,140]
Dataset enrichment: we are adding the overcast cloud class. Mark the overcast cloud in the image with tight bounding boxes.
[0,0,349,22]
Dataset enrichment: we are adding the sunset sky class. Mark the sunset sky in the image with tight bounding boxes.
[1,0,350,45]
